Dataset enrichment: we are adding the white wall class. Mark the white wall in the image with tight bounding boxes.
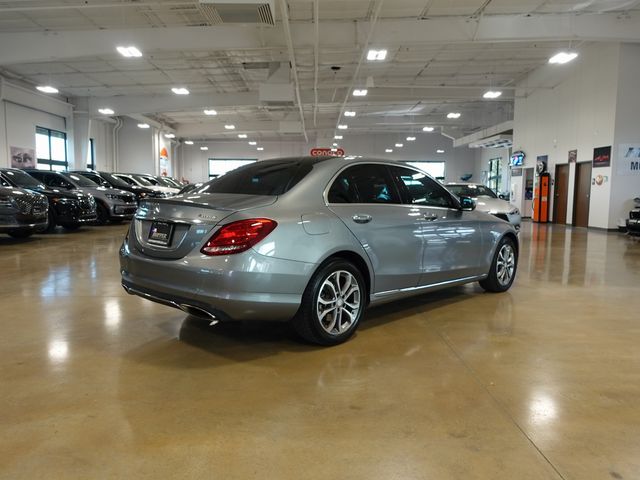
[177,133,475,184]
[611,44,640,228]
[89,119,115,171]
[512,43,621,228]
[116,117,155,174]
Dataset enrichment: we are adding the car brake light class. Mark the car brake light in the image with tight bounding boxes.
[201,218,277,256]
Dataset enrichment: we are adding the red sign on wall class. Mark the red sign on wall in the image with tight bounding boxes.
[310,147,345,157]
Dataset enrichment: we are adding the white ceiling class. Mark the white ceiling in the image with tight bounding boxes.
[1,0,639,140]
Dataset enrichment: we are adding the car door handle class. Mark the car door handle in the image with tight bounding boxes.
[423,213,438,221]
[352,214,372,224]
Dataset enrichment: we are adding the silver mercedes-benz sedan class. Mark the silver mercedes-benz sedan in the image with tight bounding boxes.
[121,157,518,345]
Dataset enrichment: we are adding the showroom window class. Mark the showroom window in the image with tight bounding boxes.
[36,126,68,171]
[208,158,256,179]
[87,138,95,170]
[405,161,445,182]
[488,157,503,193]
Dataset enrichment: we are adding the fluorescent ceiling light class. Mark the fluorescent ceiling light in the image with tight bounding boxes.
[98,108,114,115]
[203,109,217,116]
[395,143,404,148]
[447,112,461,119]
[483,90,503,99]
[422,126,435,132]
[164,133,175,139]
[338,124,348,130]
[36,85,58,94]
[344,111,356,117]
[334,135,343,140]
[406,136,416,141]
[257,147,264,151]
[116,46,142,58]
[385,149,393,153]
[353,89,368,97]
[171,87,189,95]
[332,143,338,147]
[200,146,209,151]
[248,141,257,145]
[184,140,194,145]
[549,52,578,65]
[330,148,338,152]
[437,149,445,154]
[367,49,387,61]
[224,124,236,130]
[137,123,150,129]
[238,134,248,138]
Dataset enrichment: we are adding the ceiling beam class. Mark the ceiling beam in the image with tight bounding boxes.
[2,13,640,66]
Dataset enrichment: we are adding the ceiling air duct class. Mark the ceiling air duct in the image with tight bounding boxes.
[199,0,275,26]
[469,135,513,149]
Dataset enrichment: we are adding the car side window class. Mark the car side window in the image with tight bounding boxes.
[390,166,457,208]
[328,164,400,204]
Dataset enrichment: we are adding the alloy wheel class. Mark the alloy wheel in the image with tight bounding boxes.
[496,244,516,286]
[316,270,361,335]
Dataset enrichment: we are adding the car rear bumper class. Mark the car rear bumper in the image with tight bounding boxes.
[119,242,315,322]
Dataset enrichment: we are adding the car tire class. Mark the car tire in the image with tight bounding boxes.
[292,259,366,346]
[479,236,518,293]
[96,203,110,225]
[44,209,57,233]
[7,230,33,239]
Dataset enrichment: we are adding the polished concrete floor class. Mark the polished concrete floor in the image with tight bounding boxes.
[1,222,639,479]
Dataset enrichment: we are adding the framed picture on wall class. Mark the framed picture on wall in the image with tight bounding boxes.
[568,150,577,163]
[593,146,611,168]
[10,146,36,169]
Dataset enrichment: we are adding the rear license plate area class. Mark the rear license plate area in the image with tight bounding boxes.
[148,221,174,246]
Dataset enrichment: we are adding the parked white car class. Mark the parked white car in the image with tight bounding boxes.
[447,183,521,231]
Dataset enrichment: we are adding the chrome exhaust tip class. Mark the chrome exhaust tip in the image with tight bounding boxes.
[179,304,217,321]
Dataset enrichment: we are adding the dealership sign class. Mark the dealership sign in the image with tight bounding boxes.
[310,147,345,157]
[617,144,640,175]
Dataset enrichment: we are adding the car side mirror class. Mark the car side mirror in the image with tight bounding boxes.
[459,196,476,211]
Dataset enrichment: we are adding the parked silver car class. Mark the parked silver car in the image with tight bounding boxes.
[446,183,521,230]
[121,158,519,345]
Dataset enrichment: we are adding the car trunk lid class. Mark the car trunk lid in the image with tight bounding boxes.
[131,193,276,259]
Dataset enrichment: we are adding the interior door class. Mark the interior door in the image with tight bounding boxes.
[326,164,423,293]
[553,164,570,224]
[389,165,484,285]
[573,162,592,227]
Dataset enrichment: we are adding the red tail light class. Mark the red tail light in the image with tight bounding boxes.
[201,218,277,256]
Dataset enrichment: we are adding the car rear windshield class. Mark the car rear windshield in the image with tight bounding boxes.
[447,184,497,198]
[1,169,45,189]
[196,161,311,196]
[62,173,99,187]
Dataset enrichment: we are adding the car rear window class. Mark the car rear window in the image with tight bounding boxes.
[197,161,312,196]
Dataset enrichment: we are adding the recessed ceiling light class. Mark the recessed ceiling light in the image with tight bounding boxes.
[164,133,175,139]
[203,109,217,116]
[238,134,248,138]
[406,136,416,141]
[385,149,393,153]
[98,108,114,115]
[353,89,368,97]
[332,143,338,147]
[334,135,343,140]
[184,140,194,145]
[437,149,445,154]
[137,123,150,129]
[422,126,435,132]
[200,146,209,151]
[447,112,461,119]
[248,141,257,146]
[344,111,356,117]
[549,52,578,65]
[483,90,503,99]
[330,148,338,152]
[395,143,404,148]
[171,87,189,95]
[367,49,387,61]
[257,147,264,151]
[224,124,236,130]
[338,124,348,130]
[116,46,142,58]
[36,85,59,94]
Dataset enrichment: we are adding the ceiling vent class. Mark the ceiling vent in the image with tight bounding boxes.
[199,0,275,26]
[469,135,513,149]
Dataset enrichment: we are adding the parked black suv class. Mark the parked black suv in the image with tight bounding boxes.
[72,170,157,203]
[0,168,97,231]
[0,176,49,238]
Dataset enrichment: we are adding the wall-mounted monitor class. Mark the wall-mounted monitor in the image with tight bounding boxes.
[510,151,525,167]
